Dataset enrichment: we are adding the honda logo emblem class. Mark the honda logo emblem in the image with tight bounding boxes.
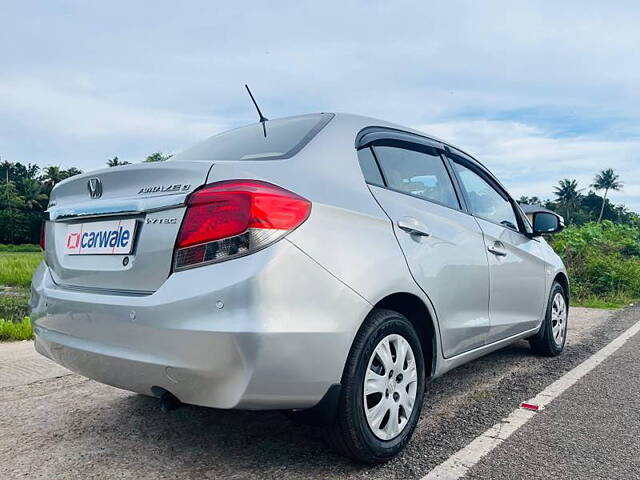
[87,178,102,199]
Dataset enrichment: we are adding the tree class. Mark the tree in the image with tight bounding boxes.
[592,168,623,223]
[21,179,48,210]
[63,167,82,178]
[144,152,173,163]
[553,179,584,224]
[1,157,12,183]
[41,166,65,190]
[517,195,542,206]
[107,156,131,167]
[0,180,24,208]
[39,166,82,195]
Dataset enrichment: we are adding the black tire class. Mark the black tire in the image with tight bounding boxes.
[324,308,425,464]
[529,281,568,356]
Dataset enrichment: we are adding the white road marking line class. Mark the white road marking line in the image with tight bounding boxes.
[422,317,640,480]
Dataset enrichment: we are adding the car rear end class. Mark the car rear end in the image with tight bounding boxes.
[30,113,371,409]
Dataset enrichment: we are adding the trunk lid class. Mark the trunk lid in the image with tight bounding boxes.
[44,161,213,293]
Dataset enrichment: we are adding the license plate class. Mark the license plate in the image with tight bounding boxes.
[64,219,137,255]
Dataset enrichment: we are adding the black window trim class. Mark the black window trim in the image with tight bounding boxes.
[357,146,386,188]
[355,126,533,236]
[356,126,446,151]
[445,150,528,235]
[358,140,465,213]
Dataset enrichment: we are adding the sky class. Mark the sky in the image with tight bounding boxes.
[1,1,639,210]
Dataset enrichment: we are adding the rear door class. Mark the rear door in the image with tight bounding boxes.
[44,161,213,293]
[447,152,547,341]
[359,138,490,358]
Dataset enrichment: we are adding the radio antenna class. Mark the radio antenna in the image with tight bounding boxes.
[245,84,268,137]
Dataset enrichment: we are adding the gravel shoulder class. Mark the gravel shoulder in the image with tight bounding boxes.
[0,306,634,479]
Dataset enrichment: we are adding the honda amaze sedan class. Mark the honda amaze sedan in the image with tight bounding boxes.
[31,113,568,463]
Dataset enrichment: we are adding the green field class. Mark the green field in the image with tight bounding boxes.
[0,317,32,341]
[0,251,40,340]
[0,244,41,253]
[0,252,42,288]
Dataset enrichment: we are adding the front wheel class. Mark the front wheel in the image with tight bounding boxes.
[324,309,425,463]
[530,281,568,356]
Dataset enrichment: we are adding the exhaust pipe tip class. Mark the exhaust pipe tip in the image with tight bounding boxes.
[151,386,183,412]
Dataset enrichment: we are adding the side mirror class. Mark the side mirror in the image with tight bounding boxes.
[531,211,564,236]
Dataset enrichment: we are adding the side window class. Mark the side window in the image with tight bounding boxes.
[357,148,384,186]
[373,146,460,209]
[452,161,519,230]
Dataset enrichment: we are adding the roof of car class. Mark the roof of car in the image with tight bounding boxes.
[331,112,451,147]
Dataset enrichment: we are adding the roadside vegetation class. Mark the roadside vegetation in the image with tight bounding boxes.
[549,221,640,308]
[0,251,42,287]
[0,316,32,341]
[0,154,172,244]
[0,243,40,253]
[0,283,32,341]
[0,246,38,341]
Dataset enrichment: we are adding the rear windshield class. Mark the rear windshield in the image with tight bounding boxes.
[173,113,333,161]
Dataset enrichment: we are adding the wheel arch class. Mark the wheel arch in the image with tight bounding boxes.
[553,271,570,305]
[372,292,437,377]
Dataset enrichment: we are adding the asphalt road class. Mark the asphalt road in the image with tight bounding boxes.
[0,306,638,479]
[465,313,640,480]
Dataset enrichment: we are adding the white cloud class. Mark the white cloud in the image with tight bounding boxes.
[0,77,223,140]
[416,120,639,210]
[0,1,638,209]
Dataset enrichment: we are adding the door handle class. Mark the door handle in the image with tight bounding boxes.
[487,242,507,257]
[397,217,430,237]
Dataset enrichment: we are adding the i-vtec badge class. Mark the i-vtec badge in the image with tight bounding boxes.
[145,217,177,225]
[137,184,191,195]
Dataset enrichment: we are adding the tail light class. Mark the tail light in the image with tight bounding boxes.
[40,221,46,250]
[174,180,311,270]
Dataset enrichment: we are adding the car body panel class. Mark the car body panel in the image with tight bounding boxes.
[367,185,490,358]
[476,218,548,342]
[31,239,370,409]
[45,161,212,292]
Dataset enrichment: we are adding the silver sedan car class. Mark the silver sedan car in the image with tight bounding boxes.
[31,113,568,463]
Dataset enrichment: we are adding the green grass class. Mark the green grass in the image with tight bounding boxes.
[572,295,636,309]
[0,316,33,341]
[0,293,30,323]
[0,244,41,253]
[0,252,42,288]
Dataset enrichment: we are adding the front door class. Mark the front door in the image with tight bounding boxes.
[448,155,547,342]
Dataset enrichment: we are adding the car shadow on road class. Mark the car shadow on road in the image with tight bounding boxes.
[109,393,365,477]
[97,341,540,478]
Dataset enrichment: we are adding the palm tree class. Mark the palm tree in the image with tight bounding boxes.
[591,168,623,222]
[63,167,82,178]
[21,179,48,210]
[107,156,131,167]
[517,195,541,206]
[553,179,583,224]
[41,166,65,189]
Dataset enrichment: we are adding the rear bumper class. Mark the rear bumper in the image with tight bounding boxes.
[30,240,370,409]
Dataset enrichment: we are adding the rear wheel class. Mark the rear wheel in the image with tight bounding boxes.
[325,309,425,463]
[530,281,568,356]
